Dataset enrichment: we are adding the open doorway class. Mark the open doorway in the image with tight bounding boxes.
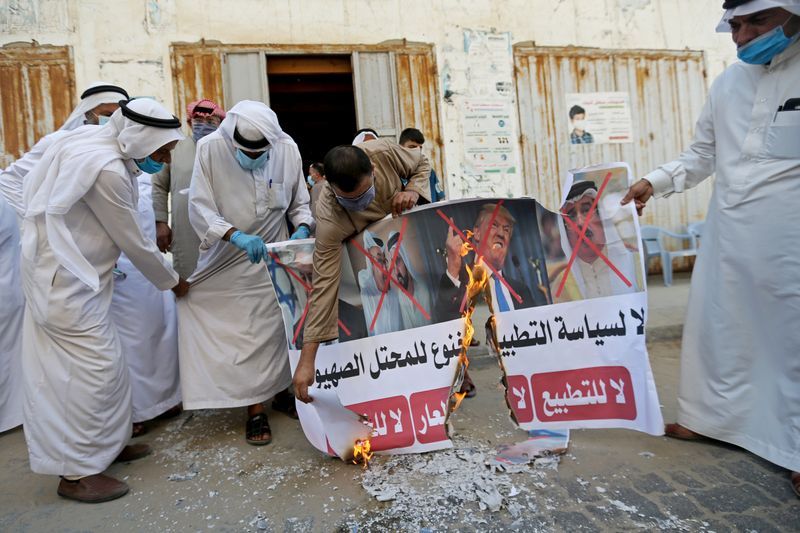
[266,55,357,172]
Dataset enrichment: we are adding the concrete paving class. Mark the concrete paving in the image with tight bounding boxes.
[1,272,797,532]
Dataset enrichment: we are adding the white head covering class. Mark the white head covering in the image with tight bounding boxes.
[362,230,385,282]
[716,0,800,32]
[213,101,304,211]
[557,182,638,297]
[23,98,183,290]
[351,131,378,145]
[218,100,295,151]
[59,81,129,131]
[386,230,420,284]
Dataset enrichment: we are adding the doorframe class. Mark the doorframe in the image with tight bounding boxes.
[170,39,445,184]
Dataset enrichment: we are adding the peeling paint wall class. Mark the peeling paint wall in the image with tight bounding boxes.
[0,0,737,222]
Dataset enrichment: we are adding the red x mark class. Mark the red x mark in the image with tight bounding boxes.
[268,252,352,344]
[555,172,631,298]
[350,219,431,332]
[436,201,523,314]
[560,213,632,288]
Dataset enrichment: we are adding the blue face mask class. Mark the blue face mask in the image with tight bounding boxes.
[192,121,217,142]
[737,17,799,65]
[306,175,315,187]
[134,156,164,174]
[235,149,269,170]
[335,183,376,212]
[98,115,111,126]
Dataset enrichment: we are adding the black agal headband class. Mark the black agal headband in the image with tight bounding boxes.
[119,100,181,129]
[233,127,269,150]
[722,0,753,8]
[80,84,129,100]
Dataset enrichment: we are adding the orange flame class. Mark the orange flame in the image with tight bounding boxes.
[450,254,490,414]
[352,438,373,469]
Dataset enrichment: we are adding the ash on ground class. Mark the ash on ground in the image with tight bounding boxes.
[349,436,559,532]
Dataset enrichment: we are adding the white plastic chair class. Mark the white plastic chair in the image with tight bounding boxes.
[688,221,705,244]
[640,225,662,274]
[658,224,702,286]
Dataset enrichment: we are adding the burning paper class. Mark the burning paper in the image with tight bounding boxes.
[267,163,663,458]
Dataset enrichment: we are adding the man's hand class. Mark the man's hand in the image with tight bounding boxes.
[621,179,654,216]
[391,190,420,218]
[171,278,190,298]
[156,222,172,253]
[293,342,319,403]
[445,224,464,280]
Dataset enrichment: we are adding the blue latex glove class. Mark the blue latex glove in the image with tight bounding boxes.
[290,225,311,240]
[230,230,267,263]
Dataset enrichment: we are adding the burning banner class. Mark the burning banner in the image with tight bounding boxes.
[266,162,663,460]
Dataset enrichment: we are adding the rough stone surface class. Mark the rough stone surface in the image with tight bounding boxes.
[1,296,797,533]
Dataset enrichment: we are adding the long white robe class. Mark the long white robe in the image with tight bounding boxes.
[179,103,314,410]
[0,195,24,432]
[110,173,181,423]
[21,161,178,476]
[645,41,800,473]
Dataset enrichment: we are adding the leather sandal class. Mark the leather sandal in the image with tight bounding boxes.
[664,423,705,441]
[245,412,272,446]
[114,443,152,463]
[57,474,129,503]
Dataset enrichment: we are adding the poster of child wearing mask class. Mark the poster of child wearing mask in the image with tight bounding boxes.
[566,92,633,145]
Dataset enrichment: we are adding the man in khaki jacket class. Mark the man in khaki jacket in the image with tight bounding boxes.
[293,139,431,402]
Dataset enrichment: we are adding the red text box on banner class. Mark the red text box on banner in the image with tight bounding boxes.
[531,366,636,422]
[345,395,415,451]
[409,387,450,444]
[505,375,535,423]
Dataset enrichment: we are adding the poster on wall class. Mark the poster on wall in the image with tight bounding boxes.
[463,29,514,98]
[565,92,634,145]
[462,99,518,174]
[265,163,663,459]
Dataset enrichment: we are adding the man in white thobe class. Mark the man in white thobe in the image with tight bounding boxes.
[0,82,129,436]
[0,194,24,433]
[20,98,188,503]
[109,171,181,437]
[180,100,314,446]
[623,0,800,496]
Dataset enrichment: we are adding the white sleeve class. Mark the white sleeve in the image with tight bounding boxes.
[0,134,57,216]
[84,170,179,290]
[285,151,315,231]
[188,143,234,249]
[645,87,716,197]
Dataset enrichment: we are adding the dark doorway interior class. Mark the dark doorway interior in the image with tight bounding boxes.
[267,55,356,174]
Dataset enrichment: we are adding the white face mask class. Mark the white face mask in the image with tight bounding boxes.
[572,119,587,131]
